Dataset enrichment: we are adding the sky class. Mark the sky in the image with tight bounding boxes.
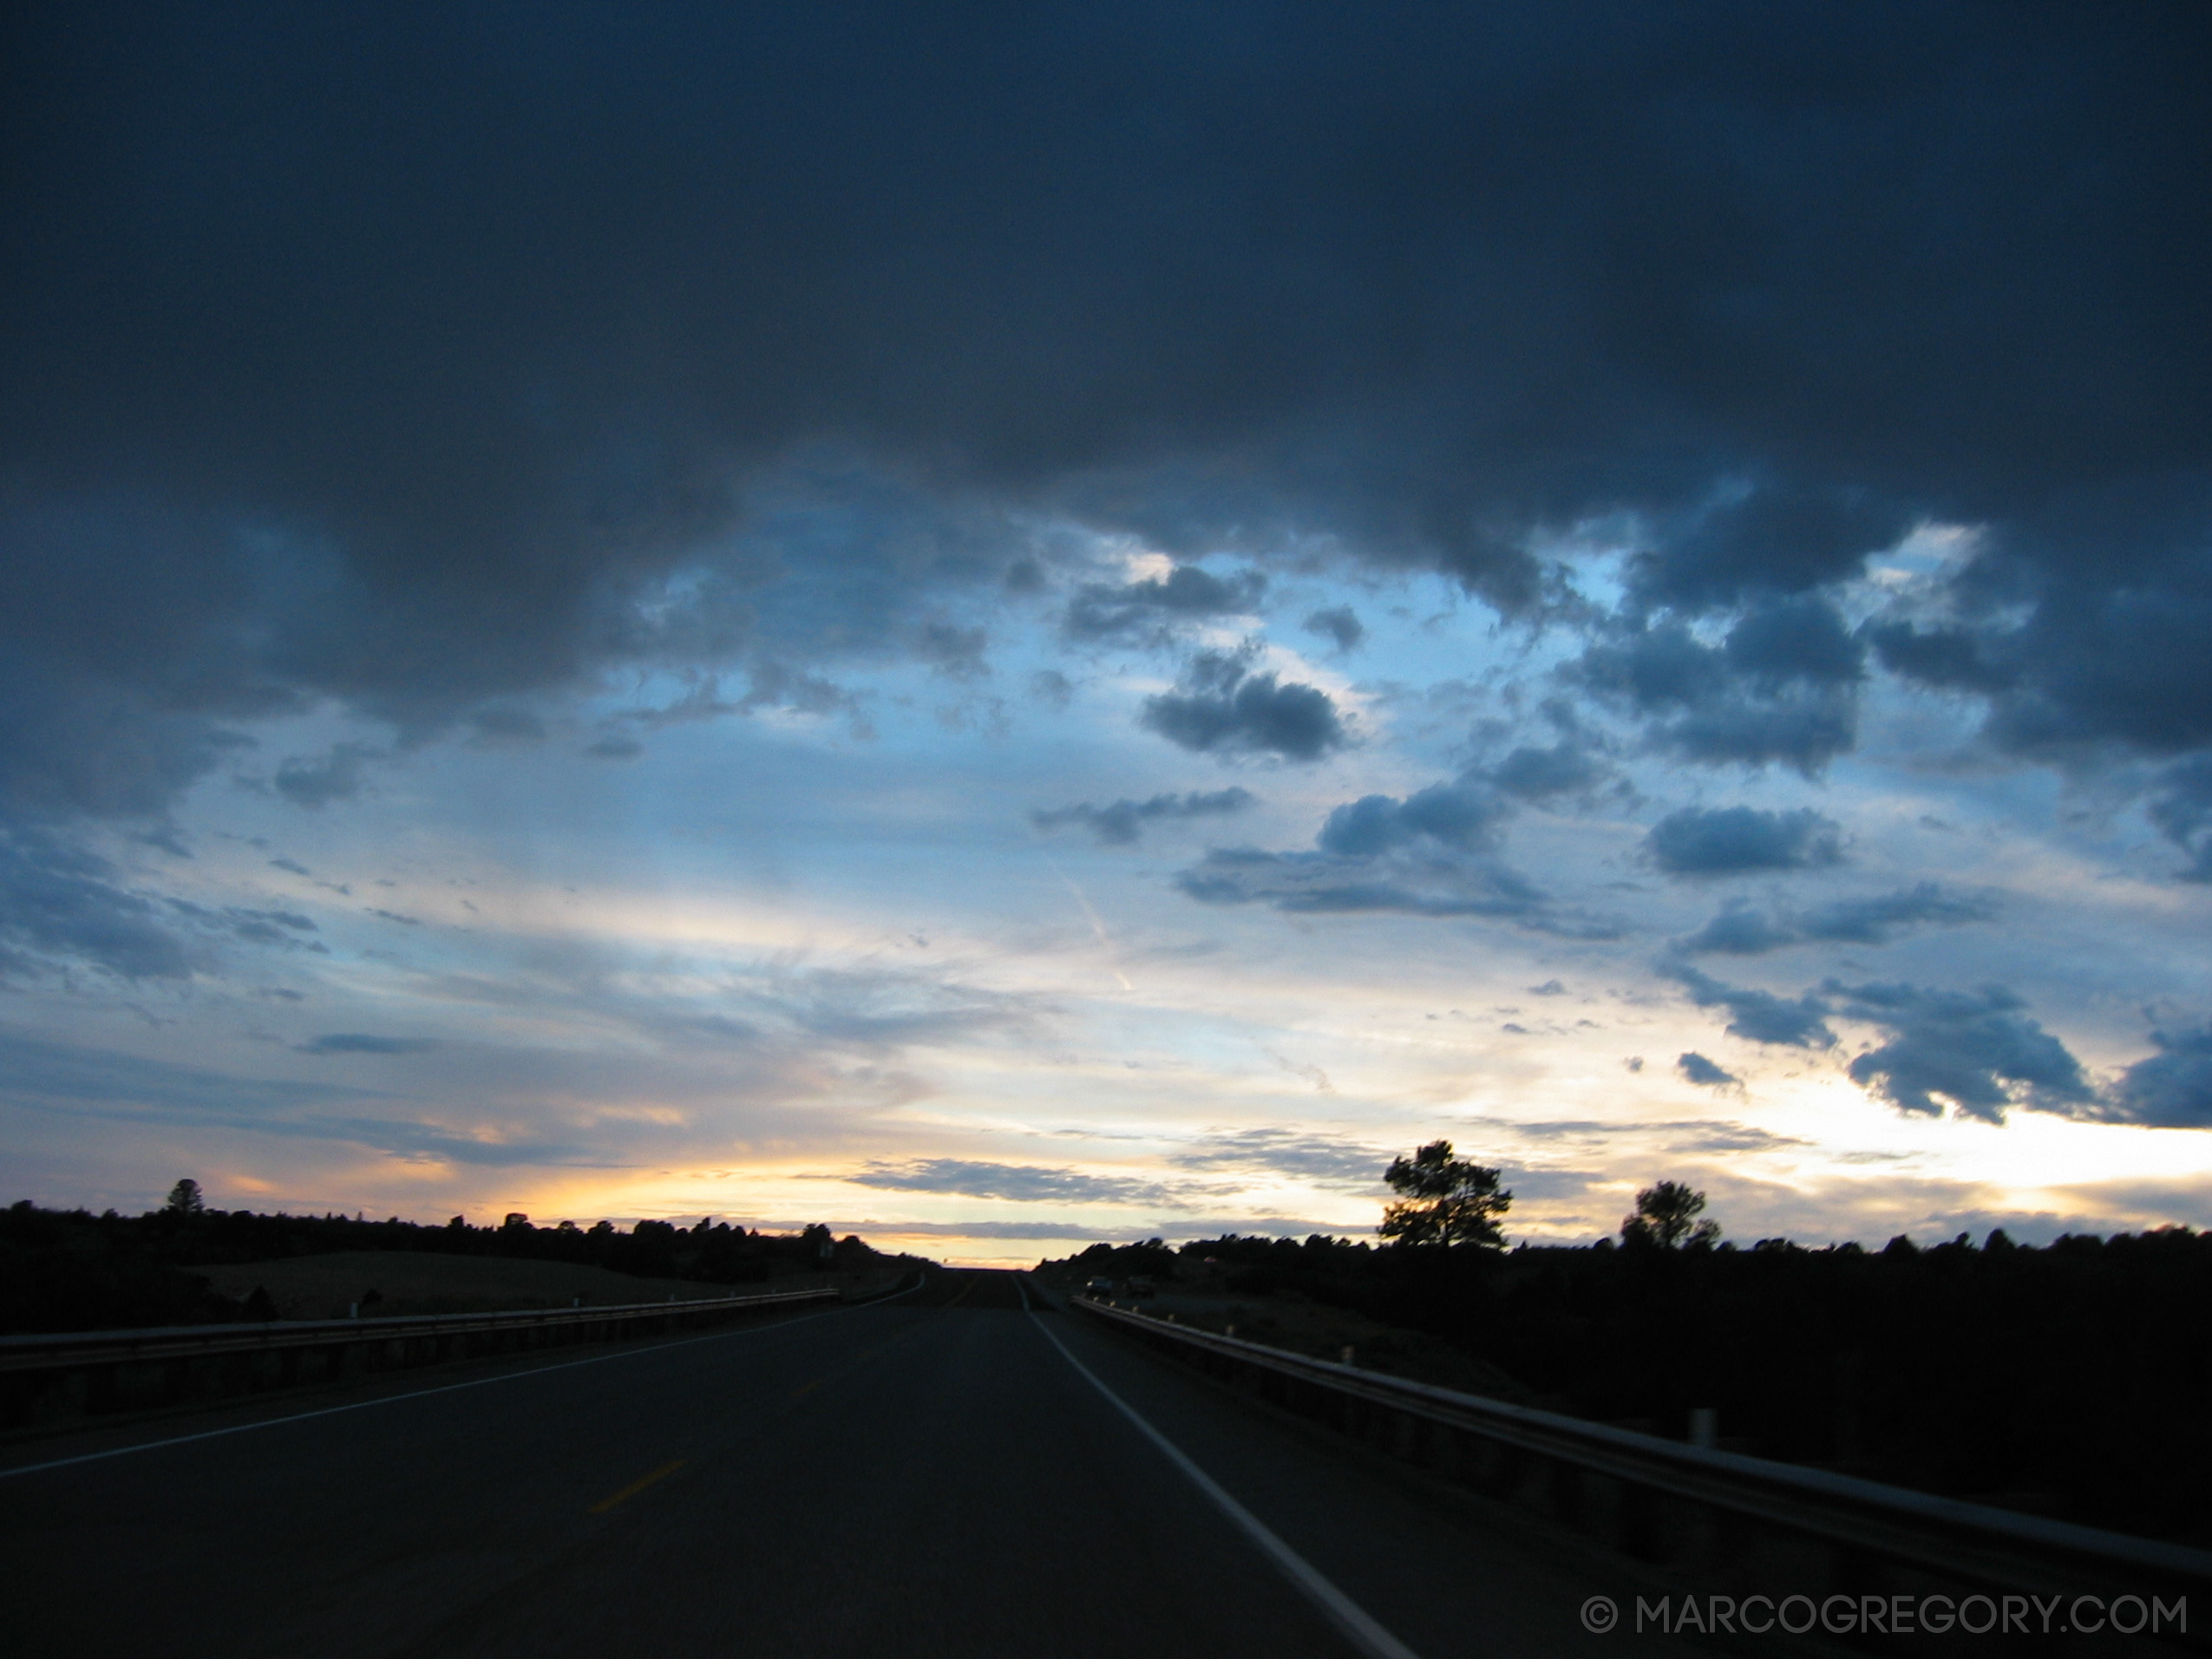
[3,3,2210,1265]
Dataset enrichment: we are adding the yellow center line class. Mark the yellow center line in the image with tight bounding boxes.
[588,1458,685,1514]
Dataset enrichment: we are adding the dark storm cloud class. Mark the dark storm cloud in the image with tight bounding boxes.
[1826,980,2094,1124]
[1630,487,1914,612]
[1140,650,1347,762]
[1677,883,1999,955]
[2108,1027,2212,1128]
[1031,787,1254,846]
[3,2,2209,838]
[1868,534,2212,767]
[1646,806,1846,877]
[1677,1052,1740,1089]
[1063,565,1266,644]
[1661,961,1837,1049]
[1574,598,1865,774]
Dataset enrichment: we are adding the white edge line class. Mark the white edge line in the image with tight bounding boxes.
[1026,1303,1423,1659]
[2,1273,926,1481]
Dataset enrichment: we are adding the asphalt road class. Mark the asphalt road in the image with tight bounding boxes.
[3,1270,1727,1658]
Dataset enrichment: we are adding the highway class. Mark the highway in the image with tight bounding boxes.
[2,1270,1724,1657]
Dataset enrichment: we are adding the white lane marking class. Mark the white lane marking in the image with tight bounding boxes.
[1,1275,926,1482]
[1027,1307,1423,1659]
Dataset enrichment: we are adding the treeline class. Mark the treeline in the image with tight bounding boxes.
[1045,1227,2212,1543]
[0,1199,884,1335]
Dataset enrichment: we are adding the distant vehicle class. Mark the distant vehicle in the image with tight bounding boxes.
[1123,1276,1157,1298]
[1083,1276,1116,1298]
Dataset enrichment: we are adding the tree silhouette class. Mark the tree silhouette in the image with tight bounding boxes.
[1378,1140,1511,1249]
[1622,1180,1720,1249]
[164,1179,204,1216]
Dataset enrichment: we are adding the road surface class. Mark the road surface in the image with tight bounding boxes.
[2,1270,1723,1657]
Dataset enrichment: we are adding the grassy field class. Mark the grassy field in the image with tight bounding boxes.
[195,1251,893,1320]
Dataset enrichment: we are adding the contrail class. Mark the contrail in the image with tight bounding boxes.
[1050,863,1133,990]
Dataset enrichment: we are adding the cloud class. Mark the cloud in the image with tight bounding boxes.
[1677,883,1999,955]
[1652,1119,1803,1153]
[1868,546,2212,766]
[1631,485,1914,612]
[1661,960,1837,1049]
[1492,740,1609,802]
[2145,754,2212,881]
[1175,846,1561,926]
[1031,787,1254,846]
[0,6,2204,854]
[1646,806,1845,877]
[1827,980,2094,1124]
[299,1034,442,1055]
[468,706,546,746]
[1318,779,1508,857]
[165,899,320,950]
[743,965,1038,1053]
[802,1219,1115,1241]
[1140,649,1347,762]
[1677,1052,1740,1088]
[916,621,990,678]
[1862,620,2019,696]
[2097,1025,2212,1129]
[1063,565,1266,643]
[273,743,382,809]
[0,1029,596,1166]
[1172,761,1622,934]
[844,1159,1179,1206]
[0,826,190,980]
[1302,605,1365,651]
[1574,598,1866,775]
[1171,1127,1390,1188]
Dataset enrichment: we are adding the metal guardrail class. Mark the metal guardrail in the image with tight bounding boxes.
[0,1286,845,1427]
[0,1287,837,1373]
[1072,1296,2212,1616]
